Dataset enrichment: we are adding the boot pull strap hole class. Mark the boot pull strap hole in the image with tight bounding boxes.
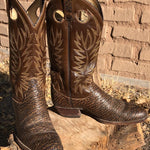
[76,10,89,24]
[36,7,41,17]
[53,10,64,23]
[10,8,18,20]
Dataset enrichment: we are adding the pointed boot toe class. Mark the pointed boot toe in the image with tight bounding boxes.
[84,85,148,125]
[15,132,63,150]
[45,144,63,150]
[126,105,148,123]
[39,133,63,150]
[28,132,63,150]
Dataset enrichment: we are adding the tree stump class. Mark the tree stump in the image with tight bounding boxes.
[0,110,146,150]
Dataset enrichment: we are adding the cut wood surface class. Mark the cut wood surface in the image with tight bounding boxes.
[0,110,146,150]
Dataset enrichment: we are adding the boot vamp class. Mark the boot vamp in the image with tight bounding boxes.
[13,83,63,150]
[14,100,63,150]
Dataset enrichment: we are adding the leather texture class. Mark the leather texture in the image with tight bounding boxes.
[47,0,148,125]
[8,0,63,149]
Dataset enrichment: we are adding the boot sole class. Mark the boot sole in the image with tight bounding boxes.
[54,106,148,125]
[95,115,148,125]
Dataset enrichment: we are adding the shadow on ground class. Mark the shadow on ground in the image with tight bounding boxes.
[0,72,15,146]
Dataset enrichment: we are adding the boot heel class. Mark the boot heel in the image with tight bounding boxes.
[55,106,81,118]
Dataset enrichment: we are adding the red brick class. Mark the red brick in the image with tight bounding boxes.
[0,36,9,47]
[100,42,114,54]
[0,10,8,23]
[100,42,132,58]
[140,47,150,61]
[112,58,138,73]
[114,0,150,5]
[101,6,134,22]
[113,26,150,42]
[0,0,6,10]
[97,54,112,71]
[97,54,107,71]
[138,61,150,74]
[0,24,8,36]
[113,43,132,58]
[112,58,150,75]
[141,10,150,24]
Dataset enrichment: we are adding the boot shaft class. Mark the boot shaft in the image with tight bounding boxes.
[7,2,64,149]
[47,0,103,98]
[8,0,47,102]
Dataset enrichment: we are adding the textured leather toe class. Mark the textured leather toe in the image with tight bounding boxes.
[16,132,63,150]
[126,105,148,122]
[31,133,63,150]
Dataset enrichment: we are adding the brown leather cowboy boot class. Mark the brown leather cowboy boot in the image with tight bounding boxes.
[7,0,63,149]
[46,0,148,125]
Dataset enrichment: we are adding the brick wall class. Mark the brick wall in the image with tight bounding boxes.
[0,0,150,81]
[98,0,150,81]
[0,0,9,57]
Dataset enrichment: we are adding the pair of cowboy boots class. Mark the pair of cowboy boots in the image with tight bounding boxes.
[7,0,148,149]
